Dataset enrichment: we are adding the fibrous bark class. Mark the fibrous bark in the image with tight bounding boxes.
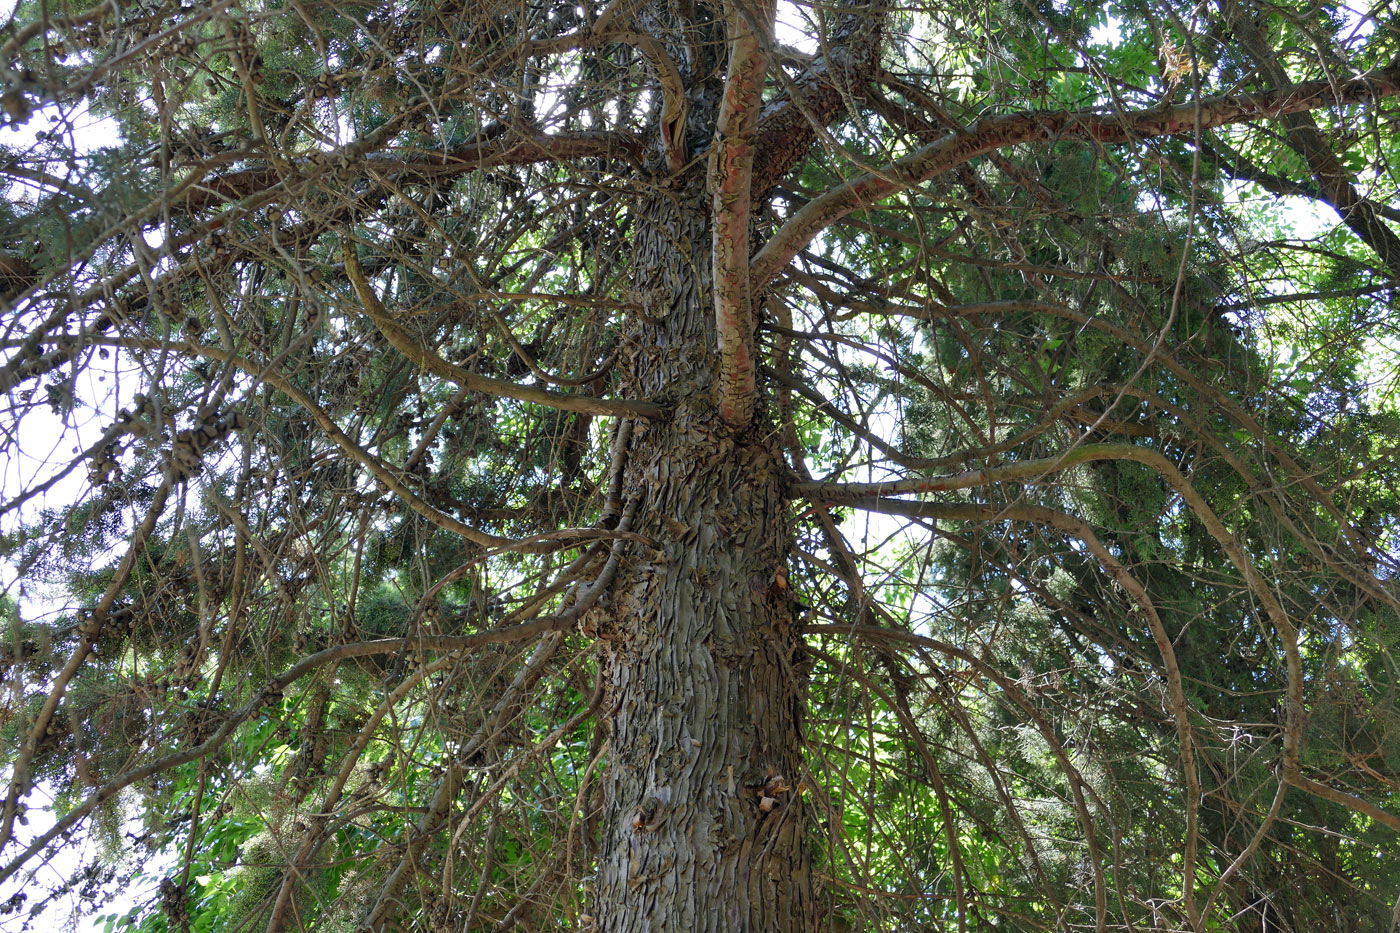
[588,194,814,933]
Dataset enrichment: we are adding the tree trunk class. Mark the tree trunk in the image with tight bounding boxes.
[587,194,815,932]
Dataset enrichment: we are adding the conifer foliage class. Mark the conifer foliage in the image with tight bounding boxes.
[1,0,1399,930]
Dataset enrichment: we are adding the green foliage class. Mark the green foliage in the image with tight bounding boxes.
[1,0,1399,929]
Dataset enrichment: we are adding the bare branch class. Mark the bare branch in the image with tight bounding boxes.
[342,240,667,421]
[0,620,582,893]
[793,442,1164,498]
[181,132,643,214]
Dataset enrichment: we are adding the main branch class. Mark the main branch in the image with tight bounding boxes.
[709,0,775,427]
[752,68,1400,290]
[748,0,884,196]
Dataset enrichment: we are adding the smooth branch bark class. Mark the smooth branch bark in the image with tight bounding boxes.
[751,67,1400,291]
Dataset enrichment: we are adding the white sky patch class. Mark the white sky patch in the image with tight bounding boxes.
[1341,1,1379,41]
[1,97,121,207]
[0,786,171,933]
[1089,14,1124,48]
[1274,195,1336,238]
[775,0,817,54]
[0,19,166,925]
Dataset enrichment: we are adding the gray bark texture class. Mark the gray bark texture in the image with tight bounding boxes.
[585,195,816,933]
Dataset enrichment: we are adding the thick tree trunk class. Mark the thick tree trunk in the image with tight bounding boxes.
[587,195,815,932]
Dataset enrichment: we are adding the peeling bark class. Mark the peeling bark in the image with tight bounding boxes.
[708,0,775,427]
[749,0,884,197]
[589,194,815,933]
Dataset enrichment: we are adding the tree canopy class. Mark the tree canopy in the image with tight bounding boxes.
[1,0,1399,930]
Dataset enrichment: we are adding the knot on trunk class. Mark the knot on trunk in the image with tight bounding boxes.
[631,789,671,832]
